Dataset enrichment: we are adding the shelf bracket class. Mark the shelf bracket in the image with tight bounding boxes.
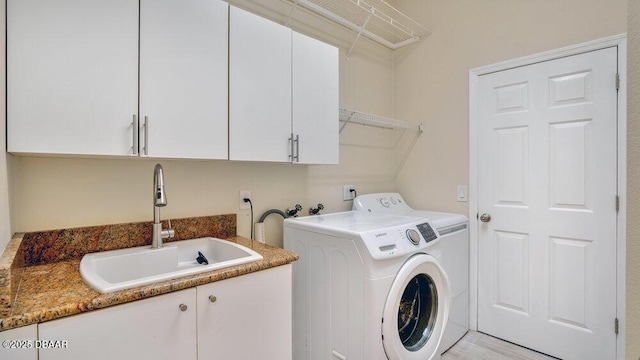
[394,126,423,179]
[285,0,300,26]
[346,12,372,60]
[339,110,356,134]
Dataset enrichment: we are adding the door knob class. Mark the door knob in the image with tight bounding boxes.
[480,213,492,223]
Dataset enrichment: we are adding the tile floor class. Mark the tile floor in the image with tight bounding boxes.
[442,331,559,360]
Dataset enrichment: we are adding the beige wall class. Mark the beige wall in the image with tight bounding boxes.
[627,1,640,358]
[393,0,627,214]
[3,0,399,249]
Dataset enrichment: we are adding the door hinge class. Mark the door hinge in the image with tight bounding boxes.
[616,73,620,90]
[615,318,619,335]
[616,195,620,212]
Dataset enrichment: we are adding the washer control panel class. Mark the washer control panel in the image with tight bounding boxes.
[406,229,421,245]
[360,221,440,260]
[416,222,438,243]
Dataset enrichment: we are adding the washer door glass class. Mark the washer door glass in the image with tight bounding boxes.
[382,254,451,360]
[398,274,438,351]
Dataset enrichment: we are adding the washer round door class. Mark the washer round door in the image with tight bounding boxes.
[382,253,451,360]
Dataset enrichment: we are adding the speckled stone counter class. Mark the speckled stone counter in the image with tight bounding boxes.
[0,215,298,331]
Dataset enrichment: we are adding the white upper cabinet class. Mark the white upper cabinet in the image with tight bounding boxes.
[140,0,228,159]
[7,0,139,156]
[292,32,339,165]
[229,7,339,164]
[229,6,293,162]
[8,1,337,163]
[8,0,228,159]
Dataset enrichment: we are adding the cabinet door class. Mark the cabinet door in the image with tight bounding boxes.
[140,0,228,159]
[197,265,293,360]
[7,0,138,156]
[229,7,292,162]
[0,324,37,360]
[292,32,340,165]
[39,289,197,360]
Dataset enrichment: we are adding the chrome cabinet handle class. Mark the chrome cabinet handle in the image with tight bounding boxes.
[132,115,138,155]
[209,295,217,303]
[179,303,188,312]
[289,133,294,161]
[144,116,149,156]
[288,134,300,163]
[480,213,492,223]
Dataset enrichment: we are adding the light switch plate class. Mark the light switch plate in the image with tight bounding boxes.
[457,186,468,202]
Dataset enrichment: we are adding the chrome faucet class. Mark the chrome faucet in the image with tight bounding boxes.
[152,164,174,249]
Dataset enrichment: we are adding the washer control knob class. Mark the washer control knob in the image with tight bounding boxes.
[406,229,421,245]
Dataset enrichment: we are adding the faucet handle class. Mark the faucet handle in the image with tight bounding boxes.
[162,228,175,239]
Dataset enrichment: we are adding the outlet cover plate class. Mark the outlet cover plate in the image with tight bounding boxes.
[343,185,355,201]
[239,190,251,209]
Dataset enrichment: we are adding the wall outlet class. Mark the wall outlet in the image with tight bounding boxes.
[457,186,468,202]
[343,185,355,201]
[239,190,251,210]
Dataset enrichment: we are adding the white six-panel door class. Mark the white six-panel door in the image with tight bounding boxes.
[477,47,618,360]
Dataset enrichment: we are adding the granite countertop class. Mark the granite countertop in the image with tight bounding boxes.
[0,215,298,332]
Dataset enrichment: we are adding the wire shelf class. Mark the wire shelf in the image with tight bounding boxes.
[287,0,429,51]
[339,108,423,178]
[339,108,423,132]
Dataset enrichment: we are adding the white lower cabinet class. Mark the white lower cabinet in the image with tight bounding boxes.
[35,266,292,360]
[0,324,38,360]
[197,265,292,360]
[38,288,197,360]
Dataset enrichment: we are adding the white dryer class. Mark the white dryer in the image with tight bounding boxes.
[353,193,469,353]
[284,211,451,360]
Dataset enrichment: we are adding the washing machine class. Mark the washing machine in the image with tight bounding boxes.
[284,211,451,360]
[353,193,469,353]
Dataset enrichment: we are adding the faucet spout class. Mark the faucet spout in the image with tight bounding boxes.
[152,164,174,249]
[154,164,167,208]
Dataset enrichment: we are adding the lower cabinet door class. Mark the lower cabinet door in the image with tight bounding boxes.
[0,324,38,360]
[197,265,292,360]
[39,288,197,360]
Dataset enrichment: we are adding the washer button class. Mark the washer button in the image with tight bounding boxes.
[406,229,420,245]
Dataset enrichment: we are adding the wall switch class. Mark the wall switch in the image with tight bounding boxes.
[457,186,468,202]
[343,185,355,201]
[239,190,251,210]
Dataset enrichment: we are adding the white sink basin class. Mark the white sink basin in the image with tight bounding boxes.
[80,237,263,293]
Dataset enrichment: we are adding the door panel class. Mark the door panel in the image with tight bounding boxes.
[229,6,292,162]
[494,230,529,314]
[477,47,618,360]
[7,0,138,155]
[139,0,228,159]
